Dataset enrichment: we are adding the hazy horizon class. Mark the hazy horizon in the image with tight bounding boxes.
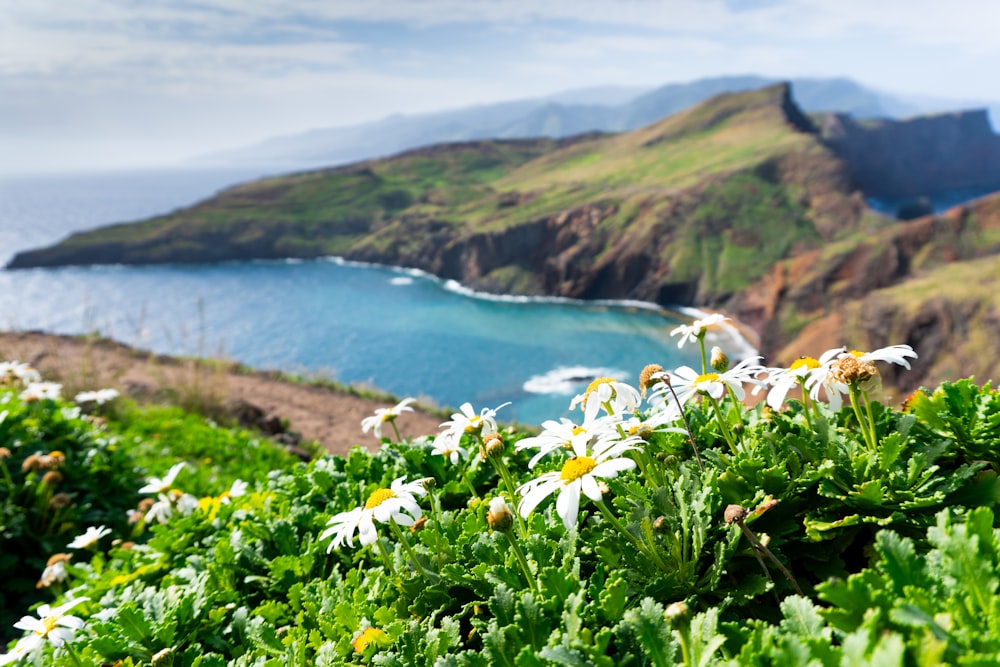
[3,0,1000,173]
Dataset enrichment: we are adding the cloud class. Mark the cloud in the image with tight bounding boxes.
[2,0,999,171]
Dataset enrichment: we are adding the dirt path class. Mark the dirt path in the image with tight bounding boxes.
[0,331,445,456]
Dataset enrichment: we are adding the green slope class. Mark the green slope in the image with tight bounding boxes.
[11,83,888,346]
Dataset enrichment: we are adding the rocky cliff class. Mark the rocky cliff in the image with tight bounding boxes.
[819,110,1000,200]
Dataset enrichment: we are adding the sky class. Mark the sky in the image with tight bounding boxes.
[2,0,999,173]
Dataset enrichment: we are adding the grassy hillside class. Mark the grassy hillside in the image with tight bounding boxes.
[8,84,863,308]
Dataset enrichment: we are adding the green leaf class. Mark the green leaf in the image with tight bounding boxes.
[597,573,628,623]
[116,604,155,650]
[779,595,828,641]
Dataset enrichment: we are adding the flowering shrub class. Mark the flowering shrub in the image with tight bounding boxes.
[0,365,140,637]
[4,326,1000,665]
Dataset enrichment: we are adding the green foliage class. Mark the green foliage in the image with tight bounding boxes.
[0,387,141,636]
[6,365,1000,664]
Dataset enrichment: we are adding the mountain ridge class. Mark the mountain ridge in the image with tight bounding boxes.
[196,75,946,168]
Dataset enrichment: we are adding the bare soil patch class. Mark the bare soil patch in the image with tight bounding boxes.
[0,331,445,456]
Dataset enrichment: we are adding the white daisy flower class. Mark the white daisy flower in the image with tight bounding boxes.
[220,479,248,504]
[439,402,509,439]
[669,313,730,349]
[321,476,427,550]
[653,356,764,407]
[138,462,186,495]
[176,492,200,515]
[569,378,641,422]
[515,414,621,468]
[851,344,918,369]
[36,554,71,589]
[74,388,119,405]
[361,398,416,439]
[144,496,175,525]
[806,345,916,410]
[429,430,468,465]
[143,490,199,524]
[0,361,41,386]
[4,598,87,662]
[67,525,111,550]
[758,356,824,410]
[517,440,639,530]
[19,382,62,403]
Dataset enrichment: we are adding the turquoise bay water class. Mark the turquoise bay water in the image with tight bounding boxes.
[0,168,722,425]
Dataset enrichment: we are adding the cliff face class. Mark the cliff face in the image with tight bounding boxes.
[820,110,1000,199]
[734,191,1000,395]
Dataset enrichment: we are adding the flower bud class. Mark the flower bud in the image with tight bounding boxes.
[829,355,878,386]
[664,601,689,624]
[710,347,729,372]
[652,516,669,533]
[42,471,63,486]
[410,516,428,533]
[480,433,504,460]
[724,504,748,525]
[21,454,42,473]
[639,364,665,397]
[49,493,72,510]
[151,647,174,667]
[0,447,10,459]
[486,496,514,533]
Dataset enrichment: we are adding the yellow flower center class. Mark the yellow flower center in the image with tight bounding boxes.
[352,627,388,653]
[560,456,597,483]
[848,350,865,357]
[789,357,820,371]
[694,372,720,385]
[36,615,59,637]
[464,415,482,433]
[364,488,397,510]
[581,377,616,406]
[571,425,586,436]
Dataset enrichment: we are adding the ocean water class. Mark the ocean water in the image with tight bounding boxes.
[0,168,740,425]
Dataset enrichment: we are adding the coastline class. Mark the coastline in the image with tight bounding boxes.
[322,254,762,360]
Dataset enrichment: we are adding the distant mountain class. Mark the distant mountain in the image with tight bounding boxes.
[196,75,948,168]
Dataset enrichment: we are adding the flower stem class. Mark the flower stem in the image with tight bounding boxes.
[848,386,877,451]
[388,520,437,580]
[460,468,481,500]
[389,420,402,443]
[505,532,538,594]
[64,644,86,667]
[491,456,528,537]
[594,499,667,572]
[664,378,703,472]
[862,389,879,449]
[374,536,397,576]
[797,378,813,431]
[0,460,13,492]
[705,394,738,454]
[698,337,708,375]
[425,492,447,568]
